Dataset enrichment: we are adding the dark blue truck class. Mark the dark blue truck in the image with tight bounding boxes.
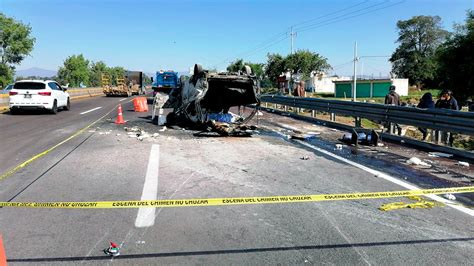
[152,70,179,95]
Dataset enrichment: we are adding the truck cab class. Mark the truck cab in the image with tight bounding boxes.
[152,70,178,95]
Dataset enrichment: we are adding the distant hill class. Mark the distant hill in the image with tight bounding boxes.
[15,67,57,78]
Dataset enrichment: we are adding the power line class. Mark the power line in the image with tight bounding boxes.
[214,0,404,68]
[296,1,405,33]
[214,1,376,67]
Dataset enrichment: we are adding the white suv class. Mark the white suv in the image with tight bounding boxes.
[9,80,70,114]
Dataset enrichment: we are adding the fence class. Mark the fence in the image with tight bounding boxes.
[260,95,474,159]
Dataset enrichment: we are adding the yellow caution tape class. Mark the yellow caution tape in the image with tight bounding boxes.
[1,186,473,209]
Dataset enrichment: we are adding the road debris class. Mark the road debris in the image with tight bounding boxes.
[159,126,167,132]
[428,152,453,158]
[335,144,343,150]
[104,242,120,257]
[406,157,431,167]
[341,129,379,146]
[291,134,316,140]
[457,161,470,167]
[444,194,456,201]
[300,156,310,160]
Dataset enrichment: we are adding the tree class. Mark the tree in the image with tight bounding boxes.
[89,61,108,87]
[264,53,286,87]
[436,10,474,103]
[0,13,36,87]
[390,15,448,87]
[57,54,90,87]
[285,50,331,80]
[109,66,126,86]
[226,59,245,72]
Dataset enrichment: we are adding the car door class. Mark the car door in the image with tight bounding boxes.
[48,82,62,106]
[56,83,67,106]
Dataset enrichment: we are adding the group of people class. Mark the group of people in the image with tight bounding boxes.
[385,85,459,144]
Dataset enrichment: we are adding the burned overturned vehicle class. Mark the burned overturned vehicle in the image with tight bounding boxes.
[153,64,260,136]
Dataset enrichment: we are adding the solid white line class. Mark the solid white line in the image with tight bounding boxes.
[119,98,127,102]
[79,107,102,115]
[272,130,474,217]
[135,144,160,228]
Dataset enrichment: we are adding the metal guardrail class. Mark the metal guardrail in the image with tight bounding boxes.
[260,95,474,136]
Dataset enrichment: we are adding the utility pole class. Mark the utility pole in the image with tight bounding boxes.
[352,41,358,102]
[290,27,297,54]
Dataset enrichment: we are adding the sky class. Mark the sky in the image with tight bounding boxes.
[2,0,473,76]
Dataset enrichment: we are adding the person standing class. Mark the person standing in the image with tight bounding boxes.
[385,85,401,106]
[435,89,459,146]
[384,85,402,135]
[417,92,435,140]
[435,89,459,110]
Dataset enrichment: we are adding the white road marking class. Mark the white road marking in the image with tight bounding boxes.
[119,98,127,102]
[272,130,474,217]
[135,144,160,228]
[79,107,102,115]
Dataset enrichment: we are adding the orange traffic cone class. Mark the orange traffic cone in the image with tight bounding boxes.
[133,97,148,112]
[115,104,125,124]
[133,98,142,112]
[0,234,6,266]
[140,97,148,112]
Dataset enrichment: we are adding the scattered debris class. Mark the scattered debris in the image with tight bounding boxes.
[406,157,431,167]
[335,144,343,150]
[444,194,456,201]
[88,130,96,133]
[159,126,167,132]
[341,129,379,146]
[428,152,453,158]
[306,131,320,135]
[291,134,316,140]
[152,133,159,138]
[125,126,141,132]
[257,111,263,116]
[300,156,310,160]
[457,161,470,167]
[104,242,120,257]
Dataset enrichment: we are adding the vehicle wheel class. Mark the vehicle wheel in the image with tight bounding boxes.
[51,100,58,114]
[64,98,70,111]
[10,109,17,115]
[194,64,203,77]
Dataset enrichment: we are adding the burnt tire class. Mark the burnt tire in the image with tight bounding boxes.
[194,64,203,77]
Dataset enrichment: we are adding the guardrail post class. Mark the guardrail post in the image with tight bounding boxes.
[355,117,361,127]
[284,105,288,112]
[330,113,336,122]
[389,123,395,135]
[264,102,267,108]
[311,110,316,118]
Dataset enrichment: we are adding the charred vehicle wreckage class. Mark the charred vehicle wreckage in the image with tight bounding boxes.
[152,64,261,136]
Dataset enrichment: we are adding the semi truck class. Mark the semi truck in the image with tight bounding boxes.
[102,71,146,97]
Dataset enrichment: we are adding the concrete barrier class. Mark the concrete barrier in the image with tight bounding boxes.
[0,87,104,111]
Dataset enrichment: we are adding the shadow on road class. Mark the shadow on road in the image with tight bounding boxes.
[7,237,474,262]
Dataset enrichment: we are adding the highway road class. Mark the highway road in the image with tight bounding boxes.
[0,95,473,265]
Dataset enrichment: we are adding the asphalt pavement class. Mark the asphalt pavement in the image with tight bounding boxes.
[0,98,473,265]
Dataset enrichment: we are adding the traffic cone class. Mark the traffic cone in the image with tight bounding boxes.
[133,98,143,112]
[140,97,149,112]
[0,234,7,265]
[115,104,125,124]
